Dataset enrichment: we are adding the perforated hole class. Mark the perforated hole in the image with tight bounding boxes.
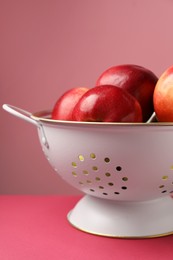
[92,166,98,171]
[104,157,110,163]
[78,155,84,161]
[121,186,127,190]
[72,171,77,177]
[105,172,111,177]
[90,153,96,159]
[72,162,77,168]
[116,166,122,171]
[108,182,114,186]
[86,180,92,184]
[83,170,89,175]
[122,177,128,181]
[162,175,168,180]
[95,177,101,181]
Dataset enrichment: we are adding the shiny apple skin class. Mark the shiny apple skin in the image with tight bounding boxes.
[72,85,142,123]
[153,66,173,122]
[52,87,89,120]
[96,64,158,122]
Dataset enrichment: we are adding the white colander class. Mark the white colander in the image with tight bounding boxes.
[3,104,173,238]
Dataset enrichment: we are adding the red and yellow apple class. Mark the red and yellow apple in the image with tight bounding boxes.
[52,87,89,120]
[95,64,158,122]
[72,85,142,123]
[153,66,173,122]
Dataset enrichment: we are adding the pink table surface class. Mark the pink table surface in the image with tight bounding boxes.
[0,195,173,260]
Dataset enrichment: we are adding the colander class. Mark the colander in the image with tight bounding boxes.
[3,104,173,238]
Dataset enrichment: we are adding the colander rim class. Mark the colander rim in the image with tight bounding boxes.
[31,110,173,127]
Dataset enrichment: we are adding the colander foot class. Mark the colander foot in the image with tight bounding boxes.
[67,195,173,238]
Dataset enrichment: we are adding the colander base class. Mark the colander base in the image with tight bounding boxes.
[67,195,173,238]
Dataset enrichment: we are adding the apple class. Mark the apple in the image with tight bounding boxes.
[153,66,173,122]
[52,87,89,120]
[72,85,142,122]
[95,64,158,122]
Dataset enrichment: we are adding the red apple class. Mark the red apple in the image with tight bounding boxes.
[153,66,173,122]
[72,85,142,123]
[95,64,158,122]
[52,87,89,120]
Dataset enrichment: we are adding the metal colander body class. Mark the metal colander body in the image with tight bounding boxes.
[37,121,173,202]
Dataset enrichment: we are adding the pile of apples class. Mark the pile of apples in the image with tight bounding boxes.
[52,64,173,123]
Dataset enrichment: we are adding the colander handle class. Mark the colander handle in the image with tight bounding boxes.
[3,104,49,149]
[2,104,38,126]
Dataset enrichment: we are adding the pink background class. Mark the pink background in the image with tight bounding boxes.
[1,0,173,194]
